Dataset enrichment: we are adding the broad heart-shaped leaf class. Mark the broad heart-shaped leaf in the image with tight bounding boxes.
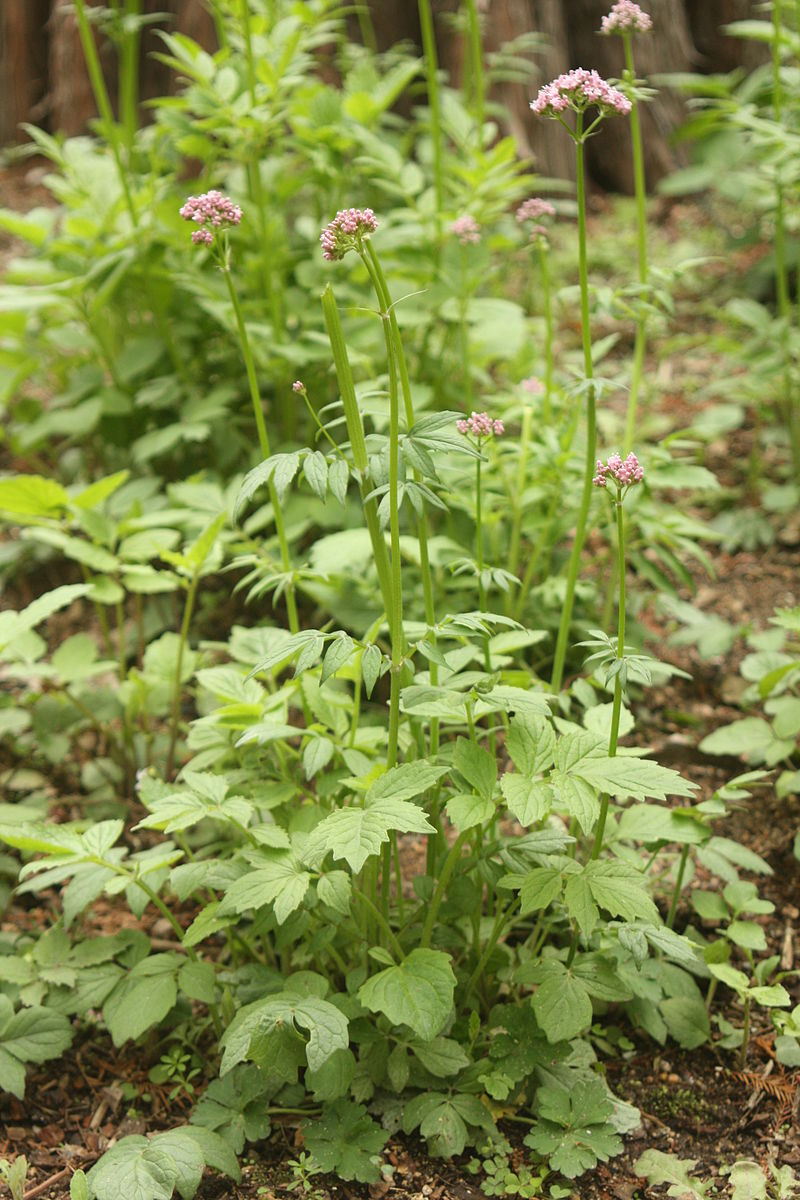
[305,797,434,873]
[522,961,593,1043]
[661,996,711,1050]
[219,989,349,1074]
[87,1138,177,1200]
[634,1150,712,1199]
[102,954,180,1046]
[358,949,456,1041]
[302,1100,388,1183]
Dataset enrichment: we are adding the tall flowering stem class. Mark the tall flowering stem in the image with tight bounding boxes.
[590,452,643,858]
[417,0,445,256]
[464,0,485,133]
[516,200,556,426]
[181,193,299,634]
[457,412,504,670]
[601,3,653,452]
[530,71,630,693]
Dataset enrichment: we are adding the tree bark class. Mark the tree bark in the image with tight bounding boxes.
[0,0,51,144]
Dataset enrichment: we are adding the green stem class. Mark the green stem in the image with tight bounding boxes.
[739,994,751,1068]
[420,831,469,948]
[119,0,142,151]
[73,0,137,223]
[463,898,516,1003]
[166,571,200,778]
[549,116,597,693]
[464,0,485,133]
[507,405,533,586]
[666,843,689,930]
[321,285,394,623]
[539,239,553,425]
[355,890,404,960]
[355,2,378,52]
[476,454,492,675]
[622,35,649,453]
[222,264,299,634]
[417,0,444,255]
[591,499,626,860]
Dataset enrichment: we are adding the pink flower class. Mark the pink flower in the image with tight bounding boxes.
[600,1,653,34]
[292,380,305,393]
[320,208,379,261]
[521,376,544,395]
[593,452,644,489]
[180,190,242,245]
[530,68,632,119]
[449,215,481,245]
[516,198,556,224]
[457,411,504,439]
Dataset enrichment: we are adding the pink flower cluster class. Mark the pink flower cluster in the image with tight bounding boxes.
[457,411,504,438]
[593,452,644,489]
[292,380,305,393]
[530,69,632,118]
[600,0,653,34]
[450,215,481,245]
[320,208,378,261]
[521,376,544,395]
[516,198,556,224]
[179,190,242,245]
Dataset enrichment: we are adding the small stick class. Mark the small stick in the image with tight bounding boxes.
[23,1167,70,1200]
[781,921,794,971]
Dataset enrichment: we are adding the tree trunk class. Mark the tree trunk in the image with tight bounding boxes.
[684,0,770,73]
[0,0,51,144]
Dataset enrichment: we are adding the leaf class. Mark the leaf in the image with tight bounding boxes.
[102,954,179,1046]
[411,1036,470,1077]
[525,1079,622,1179]
[500,774,553,826]
[220,990,349,1074]
[366,761,449,803]
[635,1150,712,1199]
[453,738,496,800]
[573,755,697,802]
[357,949,456,1040]
[328,458,349,505]
[321,634,355,683]
[190,1066,271,1154]
[218,853,311,925]
[306,797,434,873]
[303,450,328,501]
[302,1100,387,1184]
[70,1170,90,1200]
[517,867,564,915]
[0,1000,73,1095]
[445,791,494,831]
[234,451,301,520]
[661,996,711,1049]
[86,1138,178,1200]
[0,474,69,516]
[506,716,556,776]
[527,961,592,1043]
[361,644,383,698]
[564,872,599,936]
[728,1163,768,1200]
[584,861,660,924]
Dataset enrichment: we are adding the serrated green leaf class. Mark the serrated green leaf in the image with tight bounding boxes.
[102,954,179,1046]
[501,773,553,826]
[584,861,660,923]
[302,1099,387,1183]
[303,450,328,501]
[220,990,349,1074]
[361,644,382,698]
[307,797,434,873]
[321,633,355,683]
[661,996,710,1049]
[635,1150,712,1199]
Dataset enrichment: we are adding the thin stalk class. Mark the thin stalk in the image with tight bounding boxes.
[476,455,492,675]
[119,0,142,151]
[355,2,378,52]
[321,285,394,622]
[666,843,689,930]
[591,499,625,859]
[420,831,469,948]
[549,115,597,693]
[507,404,533,588]
[463,898,516,1003]
[166,571,200,778]
[622,34,649,453]
[539,239,554,425]
[417,0,444,255]
[739,994,751,1068]
[72,0,136,223]
[222,264,299,634]
[463,0,485,133]
[354,890,404,960]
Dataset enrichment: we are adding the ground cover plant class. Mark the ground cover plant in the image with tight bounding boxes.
[0,1,798,1198]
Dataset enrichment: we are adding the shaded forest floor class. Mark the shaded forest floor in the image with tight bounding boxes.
[0,168,798,1199]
